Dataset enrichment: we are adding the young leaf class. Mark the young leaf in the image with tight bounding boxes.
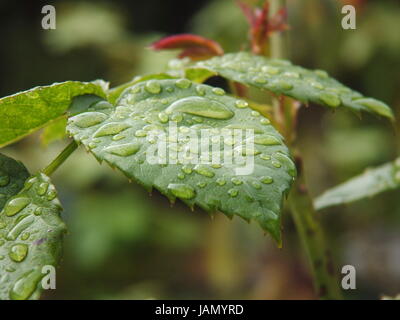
[314,158,400,210]
[0,173,66,300]
[186,52,393,119]
[67,79,296,243]
[0,154,30,210]
[0,81,107,148]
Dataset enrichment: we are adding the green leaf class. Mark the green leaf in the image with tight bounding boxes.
[67,79,296,243]
[0,154,30,211]
[314,158,400,210]
[107,73,176,105]
[0,173,66,300]
[40,117,68,147]
[0,81,108,148]
[187,52,394,119]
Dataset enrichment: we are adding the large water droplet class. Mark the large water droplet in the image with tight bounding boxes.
[254,135,281,146]
[166,97,234,120]
[235,100,249,109]
[37,182,49,196]
[94,122,130,137]
[105,143,141,156]
[168,183,196,200]
[9,270,43,300]
[194,165,215,178]
[9,244,28,262]
[71,112,107,128]
[4,198,30,217]
[6,215,34,241]
[144,80,161,94]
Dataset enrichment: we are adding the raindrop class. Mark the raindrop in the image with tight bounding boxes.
[175,79,191,89]
[212,88,225,95]
[231,178,243,185]
[158,112,169,123]
[251,181,262,190]
[194,165,215,178]
[112,134,125,141]
[4,198,30,217]
[260,118,270,125]
[37,182,49,196]
[46,190,57,201]
[254,76,268,84]
[166,97,234,120]
[135,130,147,137]
[197,182,207,188]
[94,122,130,137]
[261,176,274,184]
[196,85,206,96]
[168,183,196,200]
[216,178,226,186]
[254,135,281,146]
[145,80,162,94]
[262,66,280,75]
[9,243,28,262]
[320,93,341,107]
[228,188,238,197]
[9,270,43,300]
[71,112,107,128]
[235,100,249,109]
[105,143,141,156]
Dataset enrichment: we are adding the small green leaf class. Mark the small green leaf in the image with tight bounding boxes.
[0,173,66,300]
[314,158,400,210]
[0,81,107,148]
[67,79,296,243]
[0,154,30,211]
[187,52,394,119]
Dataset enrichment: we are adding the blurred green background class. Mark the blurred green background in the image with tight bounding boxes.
[0,0,399,299]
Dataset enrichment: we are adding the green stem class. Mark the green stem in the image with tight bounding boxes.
[268,0,342,299]
[288,169,343,299]
[42,140,78,176]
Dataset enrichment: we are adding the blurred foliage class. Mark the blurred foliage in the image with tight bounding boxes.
[1,0,400,299]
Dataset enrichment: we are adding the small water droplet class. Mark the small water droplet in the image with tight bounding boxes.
[37,182,49,196]
[283,71,300,78]
[235,100,248,109]
[251,181,262,189]
[261,176,273,184]
[228,188,238,197]
[260,154,271,161]
[112,134,125,141]
[275,80,293,91]
[166,97,234,120]
[311,82,324,90]
[9,243,28,262]
[158,112,169,123]
[260,118,270,125]
[94,122,130,137]
[171,113,183,122]
[196,85,206,96]
[168,183,196,200]
[211,164,222,169]
[251,111,260,117]
[105,143,141,156]
[315,69,329,79]
[175,79,191,89]
[46,189,57,201]
[262,66,280,75]
[4,198,30,217]
[212,87,225,95]
[194,165,215,178]
[71,112,107,128]
[320,93,341,107]
[34,207,43,216]
[231,178,243,185]
[135,130,147,137]
[272,160,282,168]
[197,181,207,188]
[21,232,30,241]
[177,173,185,180]
[181,165,192,174]
[145,80,162,94]
[216,178,226,186]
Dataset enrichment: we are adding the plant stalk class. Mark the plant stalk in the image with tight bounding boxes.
[288,167,343,299]
[268,0,342,299]
[42,140,78,176]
